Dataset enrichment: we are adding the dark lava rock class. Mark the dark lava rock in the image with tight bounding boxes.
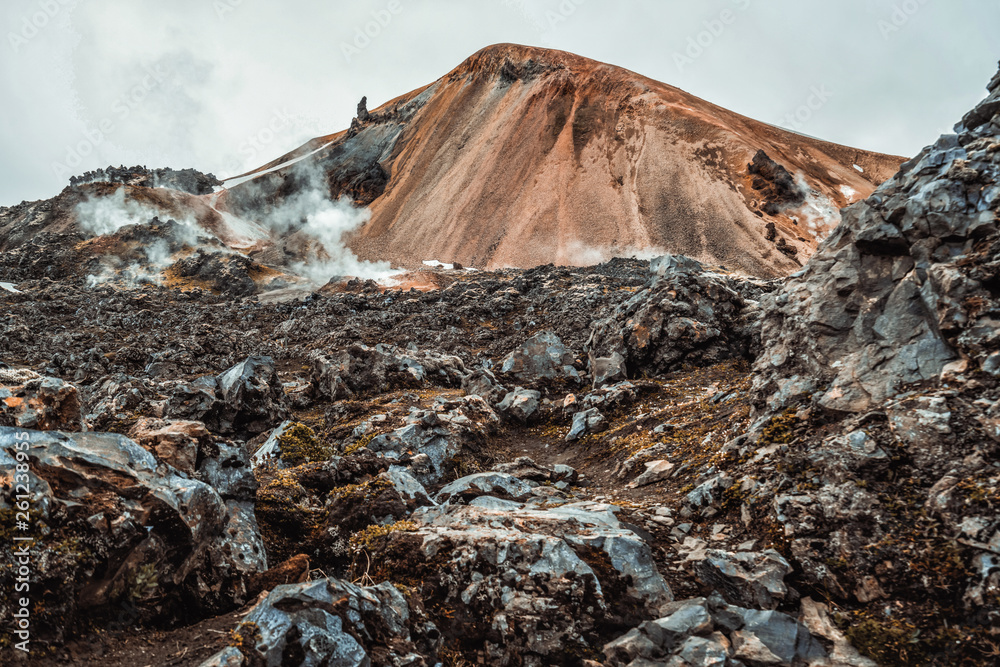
[0,428,266,642]
[748,149,806,215]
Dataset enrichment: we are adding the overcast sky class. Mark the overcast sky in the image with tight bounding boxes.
[1,0,997,207]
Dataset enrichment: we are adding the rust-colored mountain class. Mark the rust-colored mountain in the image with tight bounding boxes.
[221,44,905,277]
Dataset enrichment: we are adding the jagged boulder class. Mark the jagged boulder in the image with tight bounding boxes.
[359,499,673,664]
[588,255,771,378]
[501,330,582,383]
[603,595,833,667]
[363,395,499,485]
[496,387,541,422]
[168,356,289,437]
[753,68,1000,414]
[0,427,266,642]
[311,344,468,400]
[0,370,83,431]
[202,577,436,667]
[490,456,579,485]
[566,407,605,441]
[460,366,508,404]
[690,549,794,611]
[434,471,535,504]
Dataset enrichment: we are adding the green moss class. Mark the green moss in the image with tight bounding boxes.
[845,615,927,666]
[331,476,394,504]
[719,481,750,515]
[349,519,418,552]
[343,431,376,456]
[229,621,261,653]
[52,535,95,562]
[760,408,800,445]
[127,563,158,601]
[278,422,331,465]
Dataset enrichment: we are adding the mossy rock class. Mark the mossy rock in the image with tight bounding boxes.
[278,422,332,465]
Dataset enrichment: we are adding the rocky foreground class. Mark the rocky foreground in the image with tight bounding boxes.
[2,67,1000,667]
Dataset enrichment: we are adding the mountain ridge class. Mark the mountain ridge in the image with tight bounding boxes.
[220,43,906,276]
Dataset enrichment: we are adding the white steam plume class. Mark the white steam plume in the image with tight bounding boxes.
[74,185,198,238]
[793,174,842,241]
[75,186,163,236]
[254,159,395,284]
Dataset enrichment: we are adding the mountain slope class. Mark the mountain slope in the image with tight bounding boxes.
[222,44,904,277]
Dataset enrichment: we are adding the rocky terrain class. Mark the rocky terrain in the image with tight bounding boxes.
[69,166,223,196]
[1,55,999,667]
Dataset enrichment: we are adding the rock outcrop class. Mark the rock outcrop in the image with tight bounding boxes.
[0,428,266,641]
[753,67,1000,414]
[587,255,774,378]
[359,499,673,665]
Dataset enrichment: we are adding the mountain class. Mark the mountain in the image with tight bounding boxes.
[222,44,904,276]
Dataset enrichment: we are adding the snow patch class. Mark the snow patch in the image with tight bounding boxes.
[0,282,21,294]
[853,164,865,173]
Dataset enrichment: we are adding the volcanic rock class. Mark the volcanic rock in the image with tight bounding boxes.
[587,255,772,378]
[0,373,83,431]
[0,427,266,640]
[501,330,582,383]
[204,577,433,667]
[603,595,829,667]
[363,499,673,664]
[753,69,1000,414]
[496,386,541,423]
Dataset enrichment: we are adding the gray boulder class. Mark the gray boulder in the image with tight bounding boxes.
[461,366,507,404]
[496,387,541,422]
[366,500,673,664]
[204,577,432,667]
[691,549,794,610]
[491,456,579,485]
[567,407,605,441]
[604,595,828,667]
[501,330,582,382]
[435,471,535,504]
[364,395,499,485]
[312,343,467,400]
[0,427,266,640]
[167,356,289,436]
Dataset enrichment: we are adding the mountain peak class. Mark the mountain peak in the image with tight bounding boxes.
[449,43,597,82]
